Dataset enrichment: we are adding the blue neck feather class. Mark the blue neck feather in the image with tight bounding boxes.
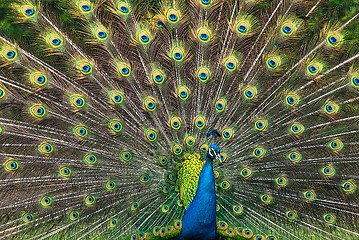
[179,154,218,240]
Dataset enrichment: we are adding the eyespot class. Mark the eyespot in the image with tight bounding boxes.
[323,213,336,223]
[177,85,190,100]
[117,62,131,77]
[243,86,257,99]
[255,119,268,131]
[200,0,211,6]
[21,5,36,17]
[285,94,299,106]
[197,28,211,43]
[40,196,52,207]
[213,170,220,179]
[73,125,88,138]
[260,194,272,204]
[224,56,238,71]
[220,180,230,190]
[222,128,233,140]
[254,235,265,240]
[162,185,170,194]
[217,221,228,230]
[69,211,79,220]
[174,220,182,229]
[290,122,304,134]
[219,152,227,163]
[30,72,48,87]
[47,35,63,48]
[22,213,34,223]
[197,67,210,82]
[286,210,297,220]
[84,195,95,206]
[153,226,161,235]
[307,63,321,75]
[172,144,182,155]
[177,199,183,207]
[171,48,184,61]
[95,27,108,40]
[351,75,359,87]
[83,153,97,165]
[2,48,17,61]
[216,204,220,211]
[59,166,71,178]
[151,69,165,84]
[138,30,151,44]
[70,94,86,108]
[168,172,177,182]
[0,87,5,99]
[232,205,243,214]
[240,167,252,178]
[276,176,288,187]
[194,116,206,129]
[267,236,277,240]
[329,138,343,151]
[342,180,356,194]
[108,119,122,133]
[253,146,266,158]
[304,190,316,201]
[117,2,130,15]
[236,21,249,34]
[200,144,209,153]
[120,151,132,162]
[266,57,280,69]
[77,61,92,74]
[158,155,168,166]
[109,218,118,227]
[327,33,341,47]
[29,104,46,118]
[288,151,302,163]
[167,9,180,23]
[4,159,19,172]
[242,229,253,238]
[156,21,164,28]
[281,22,294,35]
[38,142,53,155]
[131,234,138,240]
[108,90,124,104]
[142,96,156,111]
[79,1,92,13]
[324,102,339,114]
[185,136,195,146]
[215,98,227,112]
[106,180,116,190]
[169,116,181,130]
[321,165,335,177]
[145,128,157,142]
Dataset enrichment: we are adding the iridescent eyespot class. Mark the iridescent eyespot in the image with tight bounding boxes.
[281,23,294,35]
[106,181,116,190]
[177,86,190,100]
[276,176,288,187]
[266,57,280,69]
[95,27,108,40]
[4,159,19,172]
[77,61,92,74]
[323,213,336,223]
[168,172,176,182]
[22,213,34,223]
[240,167,252,178]
[233,205,243,214]
[30,72,47,86]
[69,211,79,220]
[174,220,182,229]
[217,221,228,230]
[307,63,321,75]
[236,21,249,34]
[151,69,165,84]
[131,234,138,240]
[172,144,182,155]
[220,180,230,190]
[59,166,71,177]
[83,153,97,165]
[40,196,52,207]
[70,94,86,108]
[290,122,304,134]
[0,88,5,99]
[47,35,63,48]
[177,199,183,207]
[215,98,226,112]
[244,86,257,99]
[255,119,268,131]
[185,136,196,146]
[224,56,238,71]
[84,195,95,206]
[324,102,339,114]
[108,119,122,133]
[143,96,157,111]
[169,116,181,129]
[288,151,301,163]
[117,62,131,77]
[38,142,53,155]
[255,235,265,240]
[108,90,124,104]
[321,165,335,177]
[29,104,46,118]
[120,151,132,162]
[304,190,316,201]
[329,138,343,151]
[214,170,220,179]
[158,155,168,166]
[267,236,277,240]
[138,30,151,44]
[200,144,208,153]
[197,28,211,43]
[194,116,206,129]
[253,146,266,158]
[222,128,233,140]
[79,1,92,13]
[162,185,170,194]
[130,202,139,211]
[260,194,272,204]
[21,5,35,17]
[216,204,220,211]
[73,125,88,138]
[285,94,299,106]
[197,67,210,82]
[342,180,356,194]
[200,0,211,6]
[145,128,157,142]
[156,21,164,28]
[243,229,253,238]
[109,218,118,227]
[219,152,227,163]
[2,48,17,61]
[171,48,184,61]
[286,210,297,220]
[138,173,150,184]
[118,2,130,15]
[351,75,359,87]
[327,33,341,47]
[167,9,180,23]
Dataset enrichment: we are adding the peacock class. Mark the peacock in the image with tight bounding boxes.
[0,0,358,239]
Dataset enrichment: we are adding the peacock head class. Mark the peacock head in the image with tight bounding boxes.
[207,144,221,160]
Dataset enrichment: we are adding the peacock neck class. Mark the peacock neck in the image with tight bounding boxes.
[179,155,218,240]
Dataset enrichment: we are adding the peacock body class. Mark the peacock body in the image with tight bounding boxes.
[0,0,358,239]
